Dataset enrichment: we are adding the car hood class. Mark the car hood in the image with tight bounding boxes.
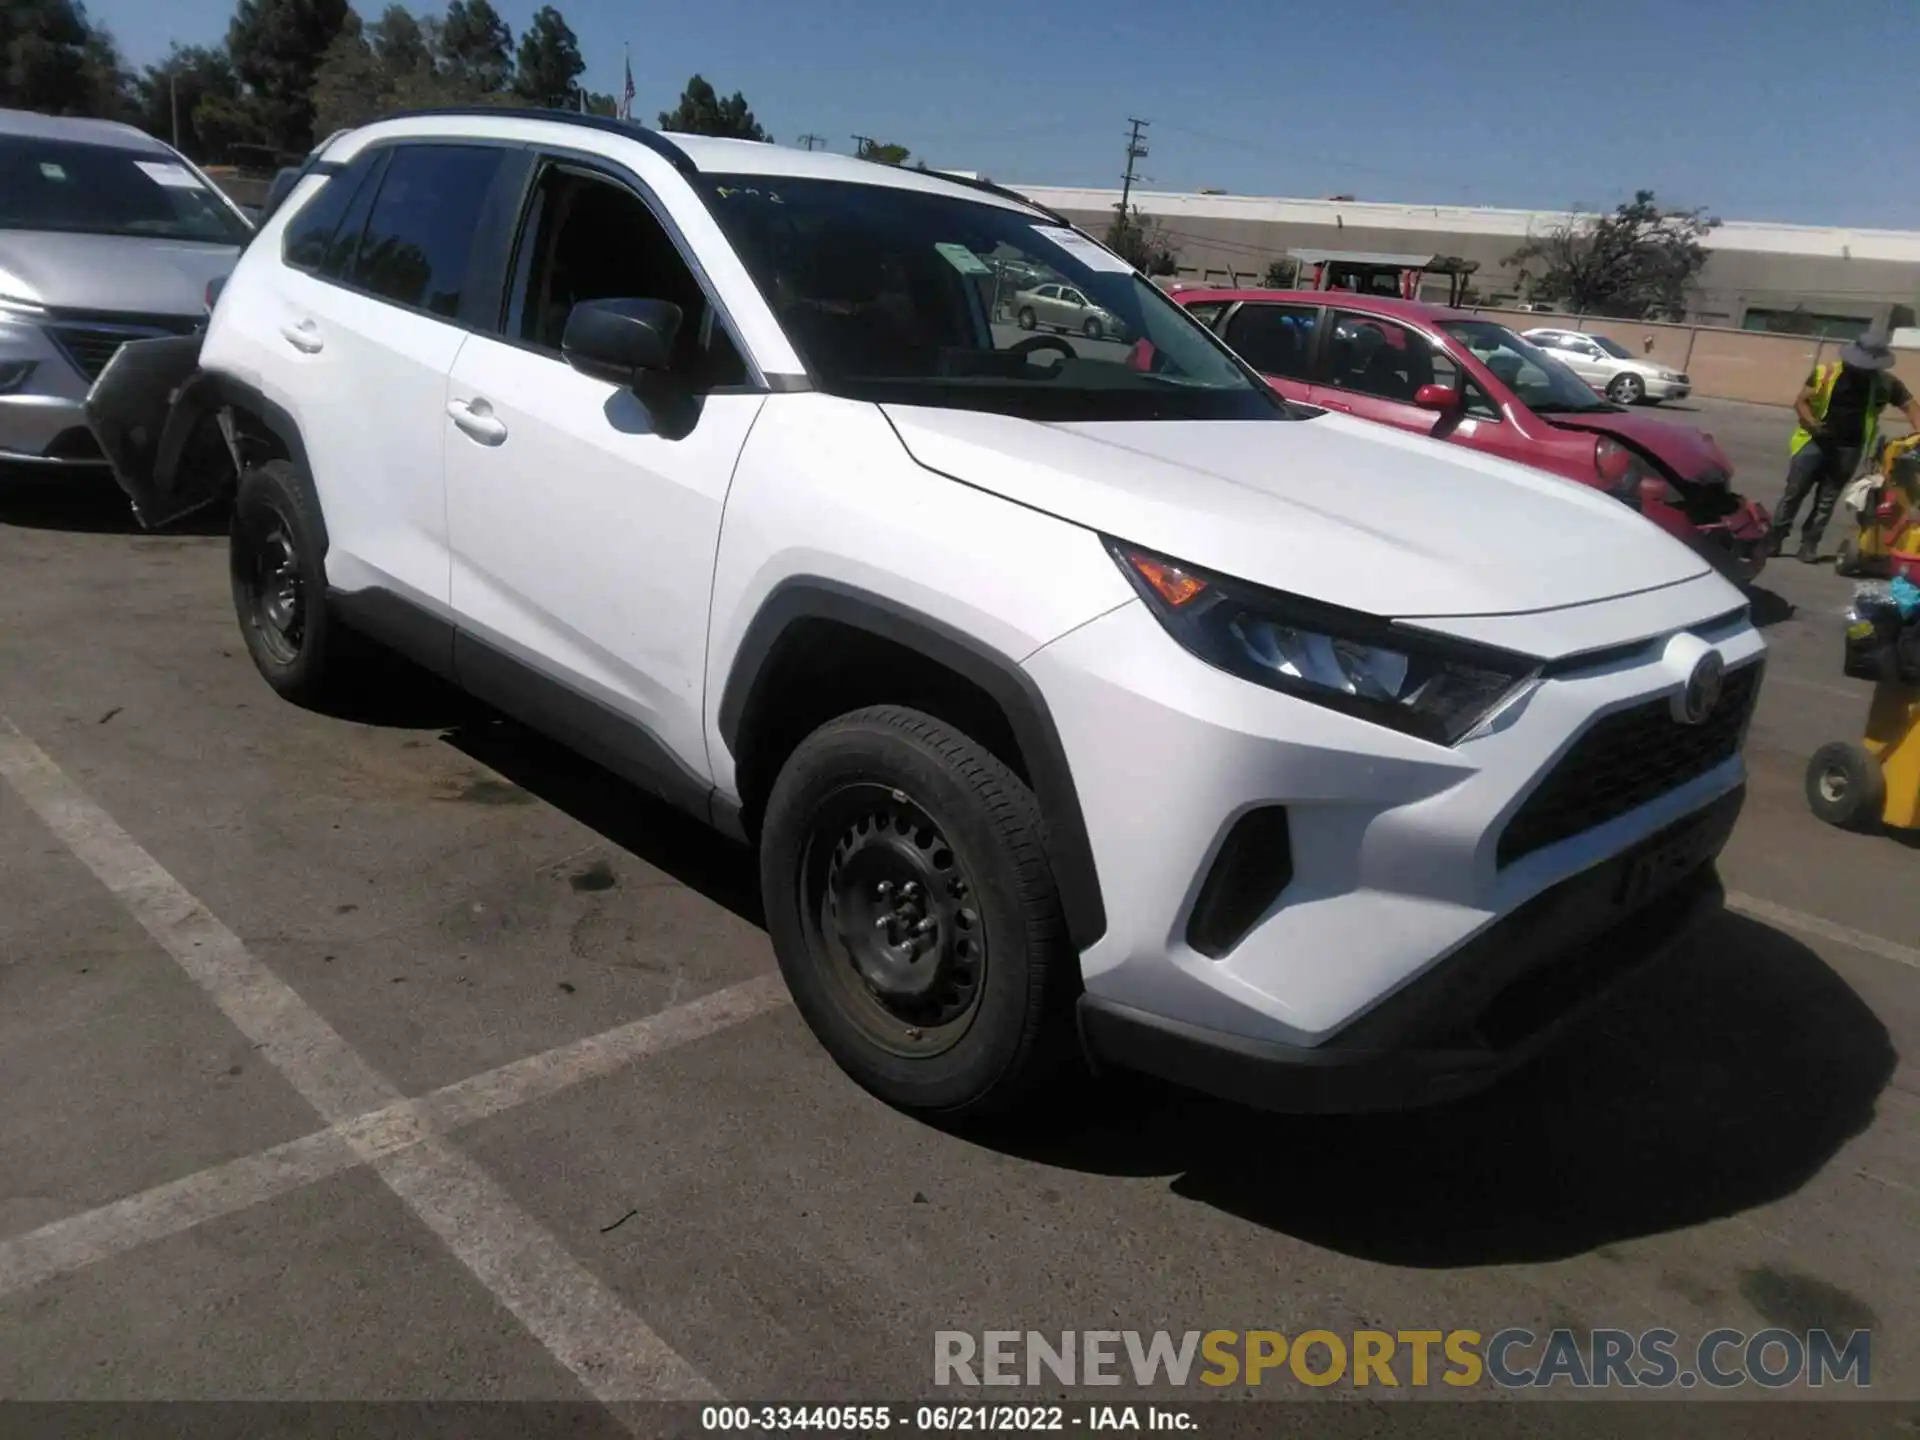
[1545,409,1733,483]
[881,405,1710,618]
[0,231,238,318]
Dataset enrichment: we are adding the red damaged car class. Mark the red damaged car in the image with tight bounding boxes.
[1173,289,1771,583]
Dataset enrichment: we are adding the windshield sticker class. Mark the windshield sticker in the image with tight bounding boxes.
[38,162,67,181]
[135,160,206,190]
[935,242,991,276]
[711,185,783,203]
[1031,225,1133,274]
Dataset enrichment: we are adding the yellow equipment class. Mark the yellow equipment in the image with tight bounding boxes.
[1835,433,1920,579]
[1809,561,1920,831]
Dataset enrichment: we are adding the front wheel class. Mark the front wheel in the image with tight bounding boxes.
[1608,372,1646,404]
[759,706,1077,1120]
[1806,742,1885,831]
[230,459,347,707]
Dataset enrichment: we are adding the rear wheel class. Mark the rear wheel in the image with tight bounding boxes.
[230,459,347,706]
[1016,306,1037,330]
[1805,742,1885,831]
[1082,317,1104,340]
[759,706,1077,1120]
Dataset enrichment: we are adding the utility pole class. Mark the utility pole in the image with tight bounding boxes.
[1117,117,1149,228]
[797,133,825,151]
[169,67,180,150]
[850,134,874,158]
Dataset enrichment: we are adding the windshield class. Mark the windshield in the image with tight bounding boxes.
[697,175,1285,422]
[1441,320,1612,413]
[0,136,251,245]
[1590,335,1633,359]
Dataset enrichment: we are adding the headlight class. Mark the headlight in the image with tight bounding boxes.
[1108,542,1542,746]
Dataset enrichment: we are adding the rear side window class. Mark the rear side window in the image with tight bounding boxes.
[348,144,506,318]
[281,151,382,272]
[1224,303,1320,380]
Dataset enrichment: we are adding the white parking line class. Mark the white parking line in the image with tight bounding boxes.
[0,718,729,1405]
[0,974,789,1303]
[1727,891,1920,972]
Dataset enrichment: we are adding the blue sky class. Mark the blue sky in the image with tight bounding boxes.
[89,0,1920,228]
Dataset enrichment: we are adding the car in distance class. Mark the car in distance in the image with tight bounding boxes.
[1176,289,1769,584]
[1011,280,1126,340]
[88,111,1764,1123]
[0,108,251,471]
[1522,327,1690,405]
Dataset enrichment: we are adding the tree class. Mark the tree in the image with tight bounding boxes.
[227,0,353,154]
[438,0,512,93]
[1261,258,1297,288]
[134,45,241,157]
[659,75,768,141]
[1104,204,1178,276]
[512,5,581,107]
[2,0,126,117]
[309,8,519,137]
[855,137,910,166]
[1505,190,1718,320]
[368,5,428,74]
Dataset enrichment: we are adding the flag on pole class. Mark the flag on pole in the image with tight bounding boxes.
[618,49,634,121]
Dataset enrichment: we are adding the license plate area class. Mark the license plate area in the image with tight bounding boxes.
[1616,810,1719,909]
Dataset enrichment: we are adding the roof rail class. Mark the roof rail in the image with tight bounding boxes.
[374,107,698,177]
[907,167,1075,227]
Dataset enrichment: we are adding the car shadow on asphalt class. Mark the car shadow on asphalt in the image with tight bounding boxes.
[305,655,1895,1268]
[0,470,230,536]
[978,913,1895,1266]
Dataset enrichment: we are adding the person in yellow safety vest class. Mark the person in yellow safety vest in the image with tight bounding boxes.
[1772,327,1920,562]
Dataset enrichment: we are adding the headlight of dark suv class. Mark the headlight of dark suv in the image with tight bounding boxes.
[1108,541,1542,746]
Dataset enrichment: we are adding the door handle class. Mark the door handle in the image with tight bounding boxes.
[447,397,508,446]
[279,319,323,354]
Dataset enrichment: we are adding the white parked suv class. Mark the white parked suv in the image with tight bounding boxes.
[89,110,1764,1120]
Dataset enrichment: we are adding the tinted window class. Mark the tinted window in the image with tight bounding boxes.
[1326,313,1447,402]
[698,174,1280,422]
[350,144,504,317]
[505,164,747,389]
[1224,304,1319,380]
[1181,300,1229,331]
[282,150,383,273]
[0,136,250,245]
[1442,320,1611,413]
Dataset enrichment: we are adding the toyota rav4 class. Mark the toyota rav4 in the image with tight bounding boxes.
[87,110,1765,1121]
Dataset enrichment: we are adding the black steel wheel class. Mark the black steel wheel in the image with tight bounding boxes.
[760,706,1077,1118]
[230,459,345,706]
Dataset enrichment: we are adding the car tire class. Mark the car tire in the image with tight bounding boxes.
[229,458,347,707]
[759,705,1077,1120]
[1083,317,1103,340]
[1608,373,1646,404]
[1805,741,1885,832]
[1016,307,1037,331]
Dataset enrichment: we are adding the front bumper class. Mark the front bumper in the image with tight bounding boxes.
[1078,788,1739,1112]
[1022,586,1763,1102]
[1645,375,1690,401]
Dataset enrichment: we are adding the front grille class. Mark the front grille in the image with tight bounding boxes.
[47,314,200,382]
[1497,662,1761,868]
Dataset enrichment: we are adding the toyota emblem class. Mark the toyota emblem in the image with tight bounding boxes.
[1674,649,1725,726]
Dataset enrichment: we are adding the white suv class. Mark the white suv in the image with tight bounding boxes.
[88,111,1764,1120]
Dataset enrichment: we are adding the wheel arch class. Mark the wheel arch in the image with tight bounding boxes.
[208,376,329,556]
[717,578,1108,952]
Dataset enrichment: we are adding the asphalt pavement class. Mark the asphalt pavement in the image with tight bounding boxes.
[0,396,1915,1425]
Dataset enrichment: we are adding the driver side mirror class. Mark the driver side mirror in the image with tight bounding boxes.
[562,298,683,388]
[1414,384,1462,412]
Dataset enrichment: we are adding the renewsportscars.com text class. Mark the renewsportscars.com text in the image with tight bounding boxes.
[934,1328,1872,1390]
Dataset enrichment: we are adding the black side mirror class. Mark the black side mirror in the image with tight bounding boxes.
[562,298,683,387]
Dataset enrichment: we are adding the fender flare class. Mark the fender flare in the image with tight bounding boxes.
[717,578,1108,952]
[206,375,330,556]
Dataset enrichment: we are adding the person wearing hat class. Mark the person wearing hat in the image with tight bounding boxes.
[1772,327,1920,562]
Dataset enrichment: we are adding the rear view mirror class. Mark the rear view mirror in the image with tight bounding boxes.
[1414,384,1461,412]
[562,298,683,387]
